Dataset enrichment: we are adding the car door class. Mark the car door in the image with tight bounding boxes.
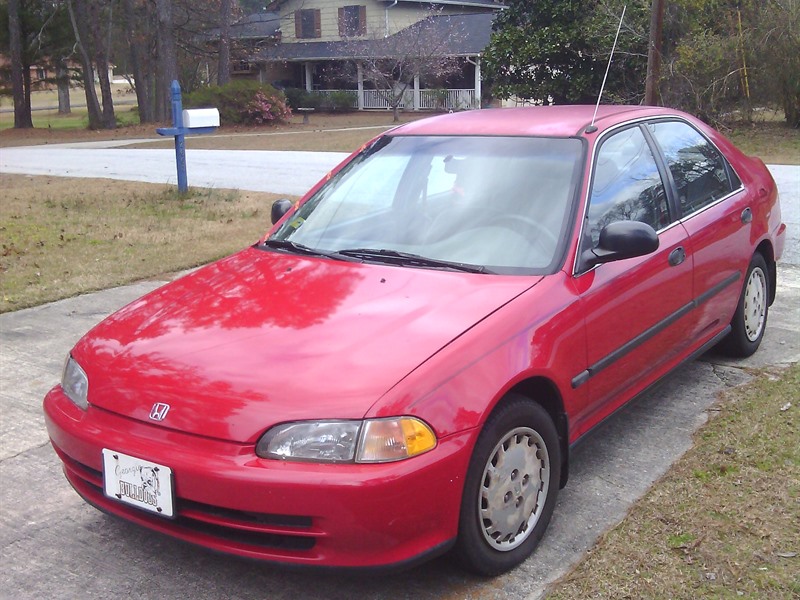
[647,120,751,343]
[570,124,694,438]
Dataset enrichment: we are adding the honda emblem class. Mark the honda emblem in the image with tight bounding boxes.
[149,403,170,421]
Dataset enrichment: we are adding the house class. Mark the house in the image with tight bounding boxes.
[217,13,283,76]
[243,0,503,110]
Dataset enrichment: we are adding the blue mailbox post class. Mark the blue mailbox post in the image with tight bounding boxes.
[156,80,219,193]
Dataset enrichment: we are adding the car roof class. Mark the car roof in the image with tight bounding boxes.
[389,105,686,138]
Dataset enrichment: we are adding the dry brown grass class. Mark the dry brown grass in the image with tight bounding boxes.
[547,364,800,599]
[0,174,294,312]
[727,121,800,165]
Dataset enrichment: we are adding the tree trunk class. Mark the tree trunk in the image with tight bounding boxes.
[217,0,232,86]
[56,60,72,114]
[8,0,33,128]
[87,0,116,130]
[67,0,103,129]
[91,0,116,129]
[785,91,800,129]
[645,0,665,106]
[155,0,178,122]
[121,0,154,123]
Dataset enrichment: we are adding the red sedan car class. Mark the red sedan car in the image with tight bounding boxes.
[44,105,786,575]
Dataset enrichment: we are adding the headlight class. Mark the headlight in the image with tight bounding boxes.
[62,355,89,410]
[257,421,361,462]
[256,417,437,463]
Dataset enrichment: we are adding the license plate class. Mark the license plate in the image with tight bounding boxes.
[102,449,175,518]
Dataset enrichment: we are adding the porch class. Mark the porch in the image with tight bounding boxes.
[310,87,479,111]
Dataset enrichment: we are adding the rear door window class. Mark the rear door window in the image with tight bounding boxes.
[648,121,740,217]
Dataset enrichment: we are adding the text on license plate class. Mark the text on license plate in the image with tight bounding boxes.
[102,449,174,518]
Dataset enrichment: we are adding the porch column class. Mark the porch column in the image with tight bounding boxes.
[357,62,364,110]
[474,57,482,109]
[413,73,420,111]
[304,62,313,92]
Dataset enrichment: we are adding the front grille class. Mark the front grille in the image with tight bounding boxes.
[58,450,317,554]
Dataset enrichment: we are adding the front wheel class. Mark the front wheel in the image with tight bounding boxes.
[718,253,769,357]
[454,396,561,576]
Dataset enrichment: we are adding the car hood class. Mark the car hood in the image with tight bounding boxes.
[73,247,539,443]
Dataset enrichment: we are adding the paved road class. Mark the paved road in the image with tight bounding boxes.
[1,148,798,600]
[1,144,350,196]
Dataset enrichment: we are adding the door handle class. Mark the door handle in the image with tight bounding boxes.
[668,246,686,267]
[741,207,752,224]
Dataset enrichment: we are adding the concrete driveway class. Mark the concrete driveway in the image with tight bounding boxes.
[1,147,798,600]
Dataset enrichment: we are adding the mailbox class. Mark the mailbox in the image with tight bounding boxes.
[182,108,220,129]
[156,81,221,193]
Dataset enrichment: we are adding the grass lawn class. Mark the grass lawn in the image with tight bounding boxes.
[548,363,799,599]
[0,174,292,313]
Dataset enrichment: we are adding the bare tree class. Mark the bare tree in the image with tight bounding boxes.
[121,0,155,123]
[67,0,103,128]
[340,11,467,122]
[7,0,33,128]
[217,0,232,85]
[87,0,116,128]
[55,58,71,114]
[155,0,178,121]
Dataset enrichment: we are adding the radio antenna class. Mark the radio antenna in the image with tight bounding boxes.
[588,4,627,131]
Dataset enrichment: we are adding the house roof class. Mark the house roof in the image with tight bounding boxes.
[252,12,495,62]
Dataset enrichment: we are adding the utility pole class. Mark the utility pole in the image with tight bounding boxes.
[645,0,665,105]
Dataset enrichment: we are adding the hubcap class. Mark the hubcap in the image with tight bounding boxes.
[478,427,550,551]
[743,267,766,342]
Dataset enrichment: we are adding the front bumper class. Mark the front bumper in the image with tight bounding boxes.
[43,386,474,569]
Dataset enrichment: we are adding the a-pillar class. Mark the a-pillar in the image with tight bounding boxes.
[304,62,314,92]
[413,73,420,111]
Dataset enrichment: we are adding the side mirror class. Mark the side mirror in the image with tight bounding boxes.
[271,199,293,225]
[580,220,659,269]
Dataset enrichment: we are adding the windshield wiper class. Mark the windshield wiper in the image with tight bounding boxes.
[337,248,490,274]
[261,239,348,260]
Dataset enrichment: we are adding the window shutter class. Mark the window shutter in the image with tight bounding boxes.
[294,10,301,38]
[314,9,321,38]
[338,7,345,37]
[358,6,366,35]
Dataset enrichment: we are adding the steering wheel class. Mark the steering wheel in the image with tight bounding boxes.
[486,215,560,252]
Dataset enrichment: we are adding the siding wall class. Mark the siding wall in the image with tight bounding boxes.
[280,0,486,43]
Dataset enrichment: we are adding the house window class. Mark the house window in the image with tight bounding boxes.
[232,61,252,73]
[338,5,366,37]
[295,9,321,39]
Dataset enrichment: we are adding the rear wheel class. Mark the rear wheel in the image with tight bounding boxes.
[455,396,560,576]
[718,253,769,357]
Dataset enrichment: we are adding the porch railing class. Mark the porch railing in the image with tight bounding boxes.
[310,88,478,111]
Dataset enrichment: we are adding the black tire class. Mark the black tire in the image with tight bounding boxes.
[454,395,561,576]
[718,253,769,358]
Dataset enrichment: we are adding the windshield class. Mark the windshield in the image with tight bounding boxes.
[269,135,583,275]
